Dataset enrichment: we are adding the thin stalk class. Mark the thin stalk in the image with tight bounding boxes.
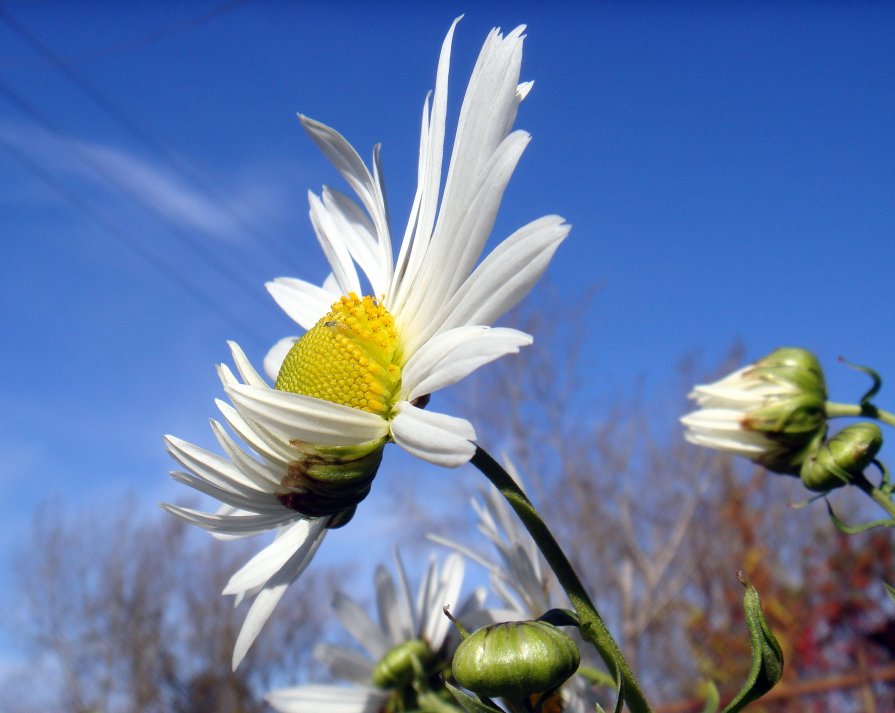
[471,446,652,713]
[826,401,895,428]
[852,473,895,522]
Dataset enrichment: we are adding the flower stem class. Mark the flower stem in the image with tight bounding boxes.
[852,472,895,522]
[826,401,895,428]
[471,446,653,713]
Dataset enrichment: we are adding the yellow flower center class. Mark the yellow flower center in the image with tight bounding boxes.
[275,293,402,418]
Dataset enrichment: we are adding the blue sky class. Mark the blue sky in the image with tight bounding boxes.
[2,0,894,673]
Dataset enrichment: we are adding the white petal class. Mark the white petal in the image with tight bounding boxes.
[231,519,328,669]
[267,685,386,713]
[264,337,298,383]
[374,564,410,646]
[331,591,391,661]
[322,187,388,295]
[309,190,362,296]
[165,435,269,497]
[266,277,335,331]
[215,398,295,466]
[224,519,324,597]
[227,341,269,388]
[299,115,391,274]
[402,327,532,402]
[315,643,374,684]
[162,503,292,536]
[401,131,531,349]
[434,215,569,333]
[389,402,475,467]
[420,554,465,649]
[391,18,458,308]
[223,381,389,446]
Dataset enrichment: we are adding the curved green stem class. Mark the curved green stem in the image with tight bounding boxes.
[826,401,895,428]
[471,446,652,713]
[852,472,895,521]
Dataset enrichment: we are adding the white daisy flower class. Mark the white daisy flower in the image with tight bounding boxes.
[680,347,828,473]
[266,552,483,713]
[164,20,568,669]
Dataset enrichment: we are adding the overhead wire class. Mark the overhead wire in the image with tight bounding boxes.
[0,78,272,313]
[0,130,267,342]
[0,1,299,269]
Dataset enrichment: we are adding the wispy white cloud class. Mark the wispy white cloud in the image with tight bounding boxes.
[0,120,293,244]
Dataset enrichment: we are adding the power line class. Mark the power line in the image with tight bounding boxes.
[0,130,267,343]
[0,78,271,312]
[0,1,299,270]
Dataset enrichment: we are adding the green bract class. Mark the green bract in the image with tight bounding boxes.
[451,620,580,699]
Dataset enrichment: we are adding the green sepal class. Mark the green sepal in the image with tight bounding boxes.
[699,681,721,713]
[444,681,503,713]
[884,582,895,604]
[826,500,895,534]
[538,608,580,628]
[838,356,883,406]
[576,665,617,689]
[720,574,783,713]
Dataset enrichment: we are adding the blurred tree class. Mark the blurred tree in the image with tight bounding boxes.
[0,497,330,713]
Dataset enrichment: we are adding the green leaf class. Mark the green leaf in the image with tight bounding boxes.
[884,582,895,604]
[720,574,784,713]
[443,682,504,713]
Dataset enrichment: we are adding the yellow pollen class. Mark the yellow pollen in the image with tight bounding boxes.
[276,293,402,417]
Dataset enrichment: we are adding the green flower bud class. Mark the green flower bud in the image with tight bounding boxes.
[371,639,434,689]
[451,620,580,699]
[800,423,883,492]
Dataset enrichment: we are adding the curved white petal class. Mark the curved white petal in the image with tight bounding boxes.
[224,518,322,597]
[402,326,532,402]
[264,337,298,383]
[331,591,392,661]
[231,519,328,669]
[267,684,385,713]
[374,563,412,645]
[309,190,363,295]
[400,131,531,349]
[391,17,458,308]
[420,553,464,649]
[314,644,375,685]
[223,379,389,446]
[162,503,293,536]
[266,277,335,331]
[433,215,569,333]
[221,342,266,390]
[389,402,475,467]
[299,115,391,274]
[322,187,388,295]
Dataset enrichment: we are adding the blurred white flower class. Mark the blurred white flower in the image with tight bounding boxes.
[266,553,484,713]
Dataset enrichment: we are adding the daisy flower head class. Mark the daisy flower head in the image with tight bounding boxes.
[164,19,568,669]
[681,347,828,474]
[266,552,484,713]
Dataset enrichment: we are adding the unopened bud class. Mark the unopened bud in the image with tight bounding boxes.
[371,639,434,689]
[800,423,883,492]
[451,620,580,699]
